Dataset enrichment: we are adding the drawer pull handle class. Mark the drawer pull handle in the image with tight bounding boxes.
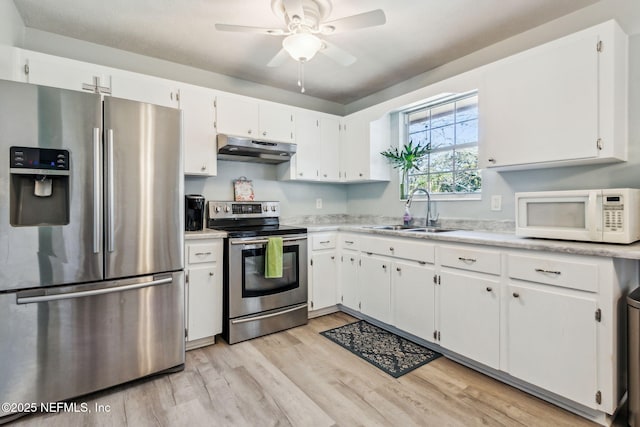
[195,252,212,256]
[331,256,335,260]
[486,287,492,292]
[418,261,427,265]
[344,240,354,244]
[513,292,520,298]
[209,272,214,276]
[350,257,355,262]
[535,268,561,275]
[319,240,331,244]
[458,257,477,263]
[396,267,401,272]
[382,265,387,269]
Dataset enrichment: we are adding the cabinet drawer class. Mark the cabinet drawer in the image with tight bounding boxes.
[339,234,360,251]
[312,233,336,250]
[187,241,222,264]
[508,253,598,293]
[440,245,501,275]
[361,236,434,264]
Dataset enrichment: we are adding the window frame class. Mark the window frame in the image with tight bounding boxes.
[401,90,481,201]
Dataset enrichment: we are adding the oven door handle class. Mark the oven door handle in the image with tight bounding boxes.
[230,303,308,324]
[230,236,307,245]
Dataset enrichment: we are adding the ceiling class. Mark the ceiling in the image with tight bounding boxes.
[12,0,598,105]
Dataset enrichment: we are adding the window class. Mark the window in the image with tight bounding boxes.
[404,91,480,198]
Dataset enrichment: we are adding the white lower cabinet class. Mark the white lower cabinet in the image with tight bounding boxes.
[392,259,435,342]
[339,249,360,311]
[507,281,597,408]
[308,233,338,313]
[359,254,391,324]
[185,238,223,350]
[439,269,500,369]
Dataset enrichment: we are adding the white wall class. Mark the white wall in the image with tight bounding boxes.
[347,0,640,223]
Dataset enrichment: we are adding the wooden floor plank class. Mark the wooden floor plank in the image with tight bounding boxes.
[11,313,601,426]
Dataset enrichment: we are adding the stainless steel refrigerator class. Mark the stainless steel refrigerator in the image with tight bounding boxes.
[0,79,184,420]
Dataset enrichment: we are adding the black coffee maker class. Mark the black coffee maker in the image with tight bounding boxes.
[185,195,205,231]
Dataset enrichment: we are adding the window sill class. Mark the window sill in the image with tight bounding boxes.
[401,193,481,202]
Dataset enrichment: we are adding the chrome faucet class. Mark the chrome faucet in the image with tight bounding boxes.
[406,187,439,227]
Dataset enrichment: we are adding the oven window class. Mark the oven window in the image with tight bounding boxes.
[241,245,299,297]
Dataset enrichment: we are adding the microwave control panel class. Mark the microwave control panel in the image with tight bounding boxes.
[603,195,624,232]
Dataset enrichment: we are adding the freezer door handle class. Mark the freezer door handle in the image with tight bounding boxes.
[93,127,102,254]
[106,129,115,253]
[16,276,173,304]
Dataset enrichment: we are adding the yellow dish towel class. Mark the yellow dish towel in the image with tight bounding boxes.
[265,237,283,278]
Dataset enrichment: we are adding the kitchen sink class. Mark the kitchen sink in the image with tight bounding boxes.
[368,224,416,230]
[401,227,457,233]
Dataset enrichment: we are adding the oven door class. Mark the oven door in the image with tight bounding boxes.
[227,234,307,319]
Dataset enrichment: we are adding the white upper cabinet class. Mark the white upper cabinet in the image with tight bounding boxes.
[0,46,20,81]
[215,95,294,142]
[480,20,628,170]
[319,116,340,181]
[181,84,217,176]
[340,112,391,182]
[20,49,112,94]
[110,69,180,108]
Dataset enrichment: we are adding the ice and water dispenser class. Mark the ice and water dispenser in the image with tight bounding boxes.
[9,146,70,226]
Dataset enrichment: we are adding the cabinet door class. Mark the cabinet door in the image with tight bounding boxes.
[507,282,597,408]
[392,260,435,342]
[482,31,598,168]
[110,70,179,108]
[319,116,340,181]
[23,50,111,93]
[439,270,500,368]
[0,46,19,81]
[359,254,391,324]
[260,104,294,142]
[339,251,360,310]
[181,85,217,176]
[187,265,222,342]
[340,116,368,181]
[216,95,259,138]
[294,112,320,180]
[310,251,338,310]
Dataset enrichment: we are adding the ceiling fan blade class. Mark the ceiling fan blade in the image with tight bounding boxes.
[215,23,286,36]
[320,9,386,34]
[282,0,305,23]
[319,41,356,66]
[267,48,291,67]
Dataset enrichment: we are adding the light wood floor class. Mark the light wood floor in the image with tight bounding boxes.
[13,312,604,426]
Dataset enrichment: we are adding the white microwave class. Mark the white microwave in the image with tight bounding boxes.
[515,188,640,244]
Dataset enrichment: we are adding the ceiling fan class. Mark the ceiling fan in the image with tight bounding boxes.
[215,0,386,92]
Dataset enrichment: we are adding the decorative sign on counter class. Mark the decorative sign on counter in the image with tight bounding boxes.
[233,176,254,201]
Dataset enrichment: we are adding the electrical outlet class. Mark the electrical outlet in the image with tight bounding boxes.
[316,198,323,209]
[491,195,502,211]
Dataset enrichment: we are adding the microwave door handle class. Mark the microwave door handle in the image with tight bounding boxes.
[587,192,600,241]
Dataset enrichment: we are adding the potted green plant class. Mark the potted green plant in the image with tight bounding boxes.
[380,140,431,197]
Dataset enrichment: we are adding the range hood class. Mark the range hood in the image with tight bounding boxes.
[217,134,296,164]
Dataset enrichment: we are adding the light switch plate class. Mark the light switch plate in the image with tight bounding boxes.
[316,198,323,209]
[491,195,502,211]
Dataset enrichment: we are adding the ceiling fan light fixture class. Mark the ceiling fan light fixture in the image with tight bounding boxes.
[282,32,322,61]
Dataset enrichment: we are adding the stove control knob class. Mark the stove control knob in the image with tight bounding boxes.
[224,205,231,213]
[271,205,277,212]
[263,205,268,212]
[214,205,221,213]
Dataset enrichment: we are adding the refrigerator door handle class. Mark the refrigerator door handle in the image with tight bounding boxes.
[107,129,115,253]
[93,127,102,254]
[16,276,173,304]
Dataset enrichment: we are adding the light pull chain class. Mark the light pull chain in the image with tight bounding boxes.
[297,59,306,93]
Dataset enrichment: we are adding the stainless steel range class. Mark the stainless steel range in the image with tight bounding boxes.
[207,201,308,344]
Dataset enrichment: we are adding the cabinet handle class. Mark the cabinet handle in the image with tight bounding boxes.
[458,257,477,263]
[486,287,492,292]
[323,174,327,178]
[248,129,252,134]
[534,268,561,275]
[396,267,401,272]
[418,261,427,265]
[209,272,214,276]
[359,173,363,177]
[382,264,387,269]
[319,240,330,244]
[201,164,207,171]
[350,257,355,262]
[195,252,212,256]
[331,256,335,260]
[299,173,303,176]
[344,240,354,244]
[389,247,394,251]
[513,292,520,298]
[488,158,496,163]
[262,131,267,136]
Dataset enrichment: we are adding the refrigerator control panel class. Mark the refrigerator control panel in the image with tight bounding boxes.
[10,146,69,170]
